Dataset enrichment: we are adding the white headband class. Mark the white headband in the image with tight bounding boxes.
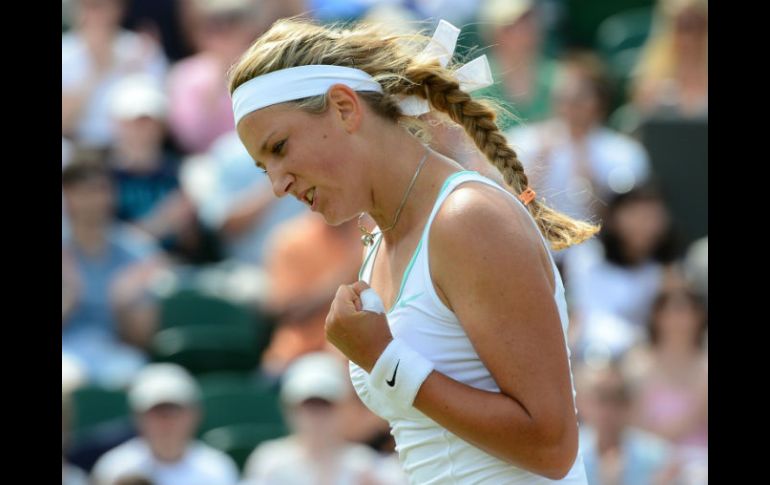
[230,19,494,125]
[231,64,383,125]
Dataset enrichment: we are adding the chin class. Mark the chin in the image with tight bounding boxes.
[321,207,358,227]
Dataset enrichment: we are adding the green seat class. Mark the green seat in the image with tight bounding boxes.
[564,0,654,48]
[70,386,131,444]
[202,423,289,471]
[198,383,286,436]
[196,371,256,393]
[596,7,654,59]
[159,289,256,329]
[596,6,654,88]
[151,324,264,374]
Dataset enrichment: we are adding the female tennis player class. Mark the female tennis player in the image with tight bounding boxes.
[229,17,597,484]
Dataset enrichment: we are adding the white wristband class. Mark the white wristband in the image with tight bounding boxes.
[369,339,434,409]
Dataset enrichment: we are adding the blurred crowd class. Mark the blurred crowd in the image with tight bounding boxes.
[61,0,707,484]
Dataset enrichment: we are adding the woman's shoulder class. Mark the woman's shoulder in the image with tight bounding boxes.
[428,178,549,279]
[432,177,536,241]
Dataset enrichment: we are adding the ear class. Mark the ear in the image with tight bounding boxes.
[327,84,363,133]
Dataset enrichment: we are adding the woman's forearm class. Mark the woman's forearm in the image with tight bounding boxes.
[413,369,578,480]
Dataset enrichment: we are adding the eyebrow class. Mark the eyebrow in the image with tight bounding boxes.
[254,130,276,169]
[260,130,275,154]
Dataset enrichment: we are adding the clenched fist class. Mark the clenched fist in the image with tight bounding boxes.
[325,281,393,372]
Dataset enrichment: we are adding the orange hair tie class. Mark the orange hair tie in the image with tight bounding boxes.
[518,187,536,206]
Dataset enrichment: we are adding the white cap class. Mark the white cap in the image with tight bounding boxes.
[109,74,168,121]
[128,363,201,412]
[62,353,87,394]
[280,352,348,406]
[480,0,534,28]
[195,0,254,16]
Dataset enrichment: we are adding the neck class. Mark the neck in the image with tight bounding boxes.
[151,442,187,463]
[656,341,699,364]
[365,127,462,246]
[300,434,342,457]
[567,120,597,140]
[365,129,429,243]
[114,143,162,171]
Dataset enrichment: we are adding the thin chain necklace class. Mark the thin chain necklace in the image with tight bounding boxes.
[358,148,430,247]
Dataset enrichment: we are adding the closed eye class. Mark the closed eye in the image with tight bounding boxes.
[272,139,286,155]
[254,139,286,175]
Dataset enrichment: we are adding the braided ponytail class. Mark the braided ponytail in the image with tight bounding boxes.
[401,64,599,250]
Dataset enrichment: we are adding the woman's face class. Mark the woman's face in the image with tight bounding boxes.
[198,13,256,63]
[553,67,601,127]
[237,101,366,226]
[495,10,541,56]
[76,0,124,33]
[612,197,670,260]
[63,175,114,224]
[654,292,704,348]
[674,6,708,51]
[116,116,165,151]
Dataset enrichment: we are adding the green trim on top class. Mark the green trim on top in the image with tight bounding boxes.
[358,232,384,281]
[386,170,474,314]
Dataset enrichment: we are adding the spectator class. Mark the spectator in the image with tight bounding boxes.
[631,0,708,119]
[62,158,166,388]
[62,0,168,149]
[91,363,239,485]
[121,0,196,62]
[562,184,681,360]
[243,352,407,484]
[260,214,361,377]
[106,74,200,260]
[476,0,559,130]
[507,50,651,223]
[623,287,708,451]
[166,0,259,154]
[575,362,677,485]
[184,131,305,266]
[683,236,707,306]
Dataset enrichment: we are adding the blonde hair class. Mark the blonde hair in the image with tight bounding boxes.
[228,18,599,250]
[633,0,708,90]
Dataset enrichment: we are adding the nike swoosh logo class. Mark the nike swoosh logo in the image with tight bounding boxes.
[386,360,400,387]
[395,292,425,309]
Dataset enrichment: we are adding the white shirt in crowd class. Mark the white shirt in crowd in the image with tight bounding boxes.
[91,437,239,485]
[61,30,167,148]
[242,435,408,485]
[63,461,89,485]
[506,120,651,221]
[562,238,663,357]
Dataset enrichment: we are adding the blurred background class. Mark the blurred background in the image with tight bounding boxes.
[61,0,707,484]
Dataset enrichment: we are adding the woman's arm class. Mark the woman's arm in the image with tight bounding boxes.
[414,184,579,479]
[326,184,581,479]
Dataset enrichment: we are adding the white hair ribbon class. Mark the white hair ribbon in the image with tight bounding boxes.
[397,19,494,116]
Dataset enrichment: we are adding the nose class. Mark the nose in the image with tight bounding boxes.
[271,171,295,198]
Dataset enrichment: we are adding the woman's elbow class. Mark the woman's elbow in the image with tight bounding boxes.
[539,444,578,480]
[512,414,578,480]
[537,422,580,480]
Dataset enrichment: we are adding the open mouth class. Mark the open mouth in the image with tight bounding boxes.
[303,187,316,208]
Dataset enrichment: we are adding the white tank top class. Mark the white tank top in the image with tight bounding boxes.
[350,170,588,484]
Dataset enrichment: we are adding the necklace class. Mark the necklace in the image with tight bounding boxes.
[358,148,430,247]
